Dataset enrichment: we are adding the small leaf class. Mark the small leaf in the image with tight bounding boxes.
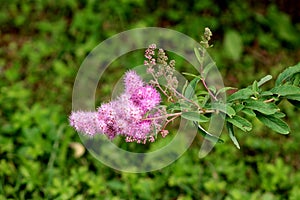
[227,88,254,102]
[226,115,252,132]
[182,112,209,122]
[193,121,224,143]
[184,77,201,99]
[200,94,210,107]
[181,80,189,96]
[293,73,300,86]
[275,62,300,86]
[271,85,300,96]
[226,122,240,149]
[257,75,273,87]
[182,72,199,78]
[232,104,244,113]
[272,112,286,118]
[244,99,279,115]
[252,80,259,93]
[194,47,203,64]
[208,86,216,94]
[256,113,290,134]
[216,87,236,96]
[260,91,273,96]
[211,103,236,118]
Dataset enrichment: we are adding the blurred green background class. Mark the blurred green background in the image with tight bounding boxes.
[1,0,300,199]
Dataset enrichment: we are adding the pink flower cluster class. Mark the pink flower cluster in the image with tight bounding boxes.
[69,70,166,143]
[144,43,156,69]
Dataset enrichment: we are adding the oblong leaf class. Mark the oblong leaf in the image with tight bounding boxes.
[241,108,256,117]
[256,113,290,134]
[271,85,300,96]
[286,94,300,101]
[216,87,236,96]
[232,104,244,113]
[260,91,273,96]
[226,115,252,132]
[193,121,224,143]
[252,80,259,93]
[272,112,286,118]
[275,63,300,86]
[227,88,254,102]
[184,77,201,99]
[181,80,189,96]
[244,99,279,115]
[293,73,300,86]
[257,75,273,87]
[182,72,199,78]
[211,103,236,118]
[226,122,240,149]
[194,47,203,64]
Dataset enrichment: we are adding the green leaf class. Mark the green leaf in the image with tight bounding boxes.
[194,47,203,64]
[193,122,224,143]
[241,108,256,117]
[275,63,300,86]
[232,104,244,113]
[286,94,300,101]
[252,80,259,93]
[226,115,252,132]
[167,103,182,111]
[272,112,286,118]
[244,99,279,115]
[293,73,300,86]
[211,103,236,118]
[226,122,240,149]
[199,94,210,108]
[208,86,216,94]
[184,77,201,99]
[227,88,254,102]
[196,90,209,96]
[271,85,300,96]
[182,72,199,78]
[256,113,290,134]
[260,91,273,96]
[257,75,273,87]
[224,30,243,60]
[216,87,236,96]
[182,112,210,122]
[181,80,189,96]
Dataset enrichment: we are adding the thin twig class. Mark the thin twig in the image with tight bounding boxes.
[264,98,275,103]
[198,48,218,102]
[144,112,182,121]
[201,78,218,101]
[170,88,202,110]
[161,115,181,131]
